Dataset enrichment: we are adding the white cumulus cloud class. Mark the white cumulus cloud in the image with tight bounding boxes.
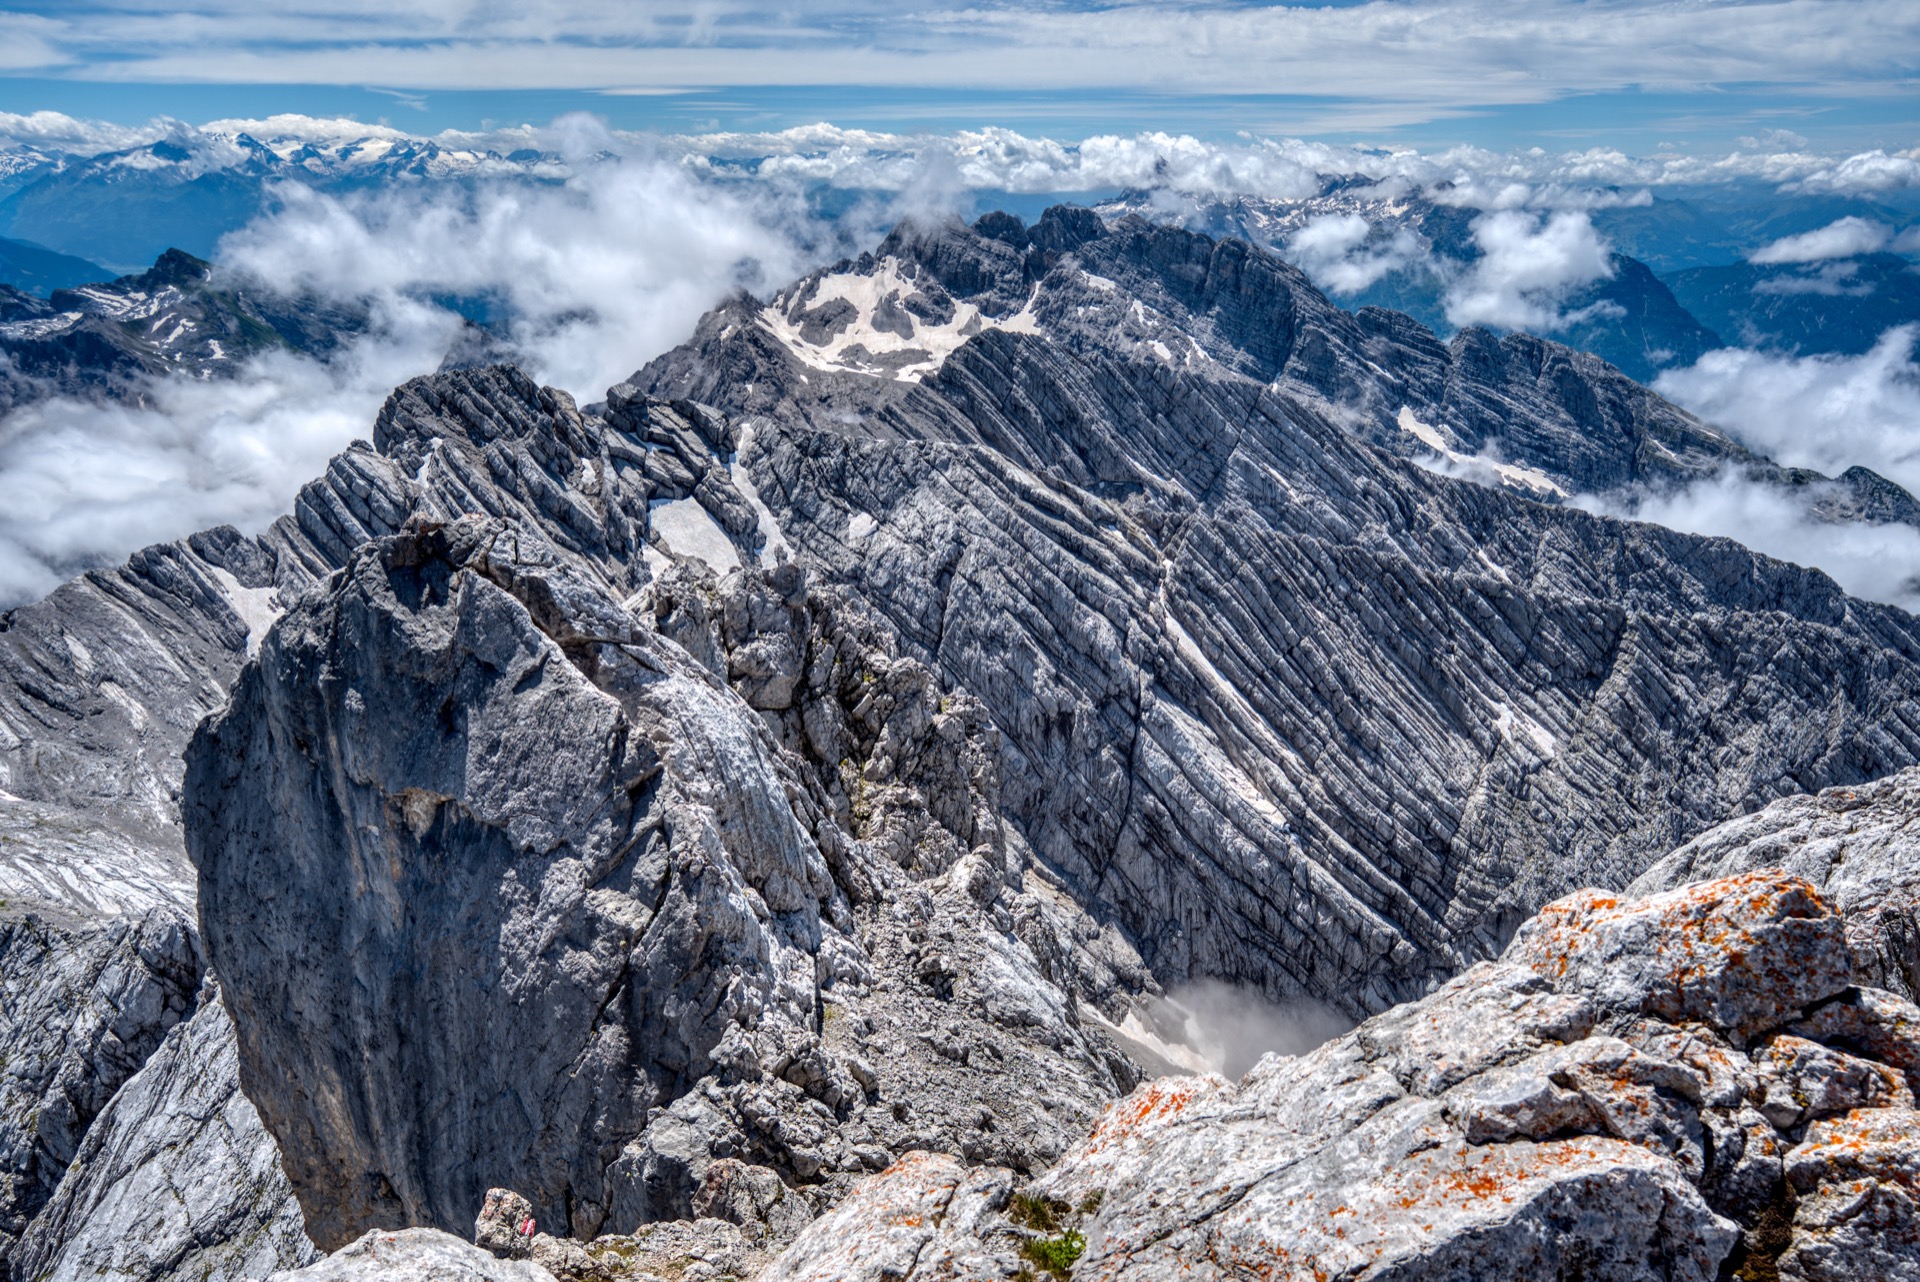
[1579,473,1920,614]
[1443,209,1615,331]
[1652,327,1920,495]
[1750,216,1893,264]
[1284,213,1427,295]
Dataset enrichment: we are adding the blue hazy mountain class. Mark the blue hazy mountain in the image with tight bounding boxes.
[0,236,111,295]
[1664,252,1920,355]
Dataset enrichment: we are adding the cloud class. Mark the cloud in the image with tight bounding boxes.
[1787,149,1920,195]
[0,304,457,607]
[1750,261,1874,297]
[11,0,1920,121]
[0,109,170,155]
[1652,326,1920,495]
[1167,980,1352,1078]
[0,133,881,606]
[218,123,863,397]
[1577,472,1920,613]
[1443,209,1614,330]
[1750,216,1893,264]
[1285,213,1427,294]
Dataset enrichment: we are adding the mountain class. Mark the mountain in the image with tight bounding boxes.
[5,207,1920,1278]
[0,132,565,269]
[1096,188,1725,383]
[0,247,365,411]
[1665,251,1920,355]
[0,235,110,295]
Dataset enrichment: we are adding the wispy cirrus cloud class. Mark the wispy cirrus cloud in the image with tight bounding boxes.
[0,1,1914,130]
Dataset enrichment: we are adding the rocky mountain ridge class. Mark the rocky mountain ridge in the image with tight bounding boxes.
[0,246,363,412]
[3,211,1920,1279]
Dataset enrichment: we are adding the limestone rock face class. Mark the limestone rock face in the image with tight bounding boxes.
[10,982,315,1282]
[765,871,1920,1282]
[633,273,1920,1013]
[185,517,1130,1251]
[0,902,199,1259]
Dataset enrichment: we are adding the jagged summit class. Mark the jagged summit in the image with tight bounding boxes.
[642,204,1908,523]
[3,210,1920,1278]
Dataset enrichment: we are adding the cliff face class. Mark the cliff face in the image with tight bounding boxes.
[184,518,1138,1251]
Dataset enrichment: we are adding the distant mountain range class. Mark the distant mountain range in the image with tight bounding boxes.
[1,128,1915,381]
[1097,186,1920,380]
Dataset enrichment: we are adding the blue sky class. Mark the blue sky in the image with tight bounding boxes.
[0,1,1913,153]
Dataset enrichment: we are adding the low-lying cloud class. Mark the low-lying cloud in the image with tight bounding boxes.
[222,130,861,398]
[0,305,457,606]
[1571,325,1920,613]
[1653,326,1920,495]
[1750,216,1893,264]
[1579,472,1920,614]
[1168,980,1353,1078]
[1285,213,1428,295]
[0,134,885,607]
[1443,209,1614,331]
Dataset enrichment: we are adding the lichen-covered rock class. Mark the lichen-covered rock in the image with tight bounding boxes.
[1632,766,1920,1000]
[9,981,315,1282]
[761,871,1920,1281]
[1780,1108,1920,1281]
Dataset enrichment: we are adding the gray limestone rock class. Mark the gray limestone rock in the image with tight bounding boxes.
[184,517,1126,1251]
[0,900,199,1260]
[764,869,1920,1281]
[267,1229,557,1282]
[10,981,315,1282]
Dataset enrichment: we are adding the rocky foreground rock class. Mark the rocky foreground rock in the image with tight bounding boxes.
[765,868,1920,1281]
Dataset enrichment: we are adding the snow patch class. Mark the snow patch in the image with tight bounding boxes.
[847,512,877,540]
[649,497,742,574]
[1401,404,1568,499]
[757,256,1043,382]
[1492,701,1558,757]
[209,566,283,657]
[729,422,792,565]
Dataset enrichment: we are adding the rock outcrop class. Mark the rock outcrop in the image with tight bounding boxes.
[10,981,315,1282]
[185,517,1134,1250]
[769,870,1920,1281]
[0,901,199,1259]
[1631,765,1920,1002]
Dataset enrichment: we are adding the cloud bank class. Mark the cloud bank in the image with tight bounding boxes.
[1653,327,1920,495]
[0,309,454,605]
[1580,473,1920,614]
[0,138,881,605]
[1573,327,1920,614]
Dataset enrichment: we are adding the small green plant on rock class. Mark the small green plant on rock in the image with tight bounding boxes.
[1008,1187,1103,1278]
[1019,1229,1086,1279]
